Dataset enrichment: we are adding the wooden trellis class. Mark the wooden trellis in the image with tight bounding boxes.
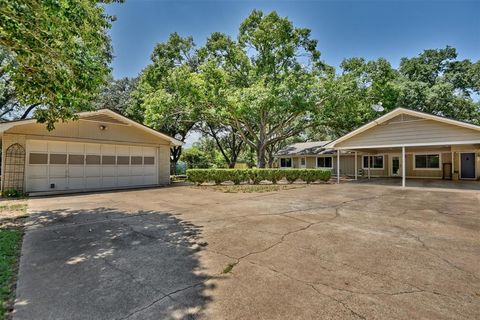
[3,143,26,192]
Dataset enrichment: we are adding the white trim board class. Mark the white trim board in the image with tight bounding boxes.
[335,140,480,150]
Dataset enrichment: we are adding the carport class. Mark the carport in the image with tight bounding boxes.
[326,108,480,188]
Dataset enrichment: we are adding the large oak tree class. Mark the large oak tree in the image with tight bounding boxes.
[0,0,119,128]
[202,10,333,167]
[135,33,203,173]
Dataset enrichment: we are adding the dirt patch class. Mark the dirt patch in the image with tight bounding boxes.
[0,200,28,222]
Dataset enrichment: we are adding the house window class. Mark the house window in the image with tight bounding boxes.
[131,156,143,165]
[86,155,101,165]
[49,154,67,164]
[362,155,384,169]
[68,155,84,165]
[280,158,292,168]
[117,156,130,165]
[29,153,48,165]
[300,158,306,166]
[143,157,155,165]
[414,154,440,169]
[101,155,115,165]
[317,157,333,168]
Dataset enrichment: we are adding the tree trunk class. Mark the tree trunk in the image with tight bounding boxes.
[256,145,266,168]
[228,162,235,169]
[170,161,177,175]
[267,156,275,168]
[170,146,182,175]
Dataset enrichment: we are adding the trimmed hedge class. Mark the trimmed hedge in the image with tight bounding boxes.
[187,169,331,185]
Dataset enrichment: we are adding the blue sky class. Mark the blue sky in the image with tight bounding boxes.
[105,0,480,79]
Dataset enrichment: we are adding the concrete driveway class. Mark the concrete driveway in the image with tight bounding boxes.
[14,184,480,319]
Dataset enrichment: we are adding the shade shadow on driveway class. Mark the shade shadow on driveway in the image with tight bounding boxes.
[14,207,216,320]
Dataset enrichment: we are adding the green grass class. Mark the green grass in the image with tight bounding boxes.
[0,228,23,319]
[222,262,238,274]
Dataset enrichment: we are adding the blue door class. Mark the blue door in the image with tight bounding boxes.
[460,153,475,179]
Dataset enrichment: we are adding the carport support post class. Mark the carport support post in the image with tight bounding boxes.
[402,146,406,187]
[354,151,358,180]
[337,149,340,184]
[368,154,371,180]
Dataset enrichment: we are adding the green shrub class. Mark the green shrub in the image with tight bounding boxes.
[186,169,209,185]
[232,170,247,185]
[248,169,262,184]
[2,189,23,198]
[186,168,331,185]
[284,170,299,184]
[266,169,284,184]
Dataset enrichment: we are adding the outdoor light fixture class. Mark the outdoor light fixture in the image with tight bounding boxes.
[99,125,107,131]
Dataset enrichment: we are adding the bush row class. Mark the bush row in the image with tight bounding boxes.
[186,169,331,185]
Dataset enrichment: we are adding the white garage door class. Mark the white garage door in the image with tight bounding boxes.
[26,140,158,193]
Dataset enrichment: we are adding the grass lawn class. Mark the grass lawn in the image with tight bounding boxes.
[0,200,27,319]
[0,229,22,319]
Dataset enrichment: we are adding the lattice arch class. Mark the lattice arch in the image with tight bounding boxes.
[3,143,26,192]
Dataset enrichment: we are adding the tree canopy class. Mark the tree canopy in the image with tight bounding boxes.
[201,10,333,167]
[133,33,204,172]
[0,0,120,128]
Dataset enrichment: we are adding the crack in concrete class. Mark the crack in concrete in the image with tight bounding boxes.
[246,260,367,319]
[336,261,449,299]
[394,225,480,282]
[192,193,388,225]
[208,194,387,274]
[117,280,208,320]
[102,257,166,296]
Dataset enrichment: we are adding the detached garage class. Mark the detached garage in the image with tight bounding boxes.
[0,109,182,195]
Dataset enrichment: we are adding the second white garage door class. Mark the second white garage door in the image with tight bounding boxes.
[26,140,158,193]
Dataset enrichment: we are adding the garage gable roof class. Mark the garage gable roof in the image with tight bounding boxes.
[0,109,183,146]
[326,108,480,149]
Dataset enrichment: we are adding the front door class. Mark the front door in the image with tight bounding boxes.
[390,155,402,177]
[460,153,476,179]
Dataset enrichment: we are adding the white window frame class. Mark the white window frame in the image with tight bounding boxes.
[316,156,333,169]
[279,157,293,168]
[413,153,442,171]
[362,155,384,170]
[299,157,306,168]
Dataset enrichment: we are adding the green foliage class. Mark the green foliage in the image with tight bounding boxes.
[186,169,331,185]
[95,76,138,115]
[0,0,120,129]
[180,147,211,169]
[1,189,24,198]
[0,228,22,318]
[134,33,204,168]
[201,10,333,167]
